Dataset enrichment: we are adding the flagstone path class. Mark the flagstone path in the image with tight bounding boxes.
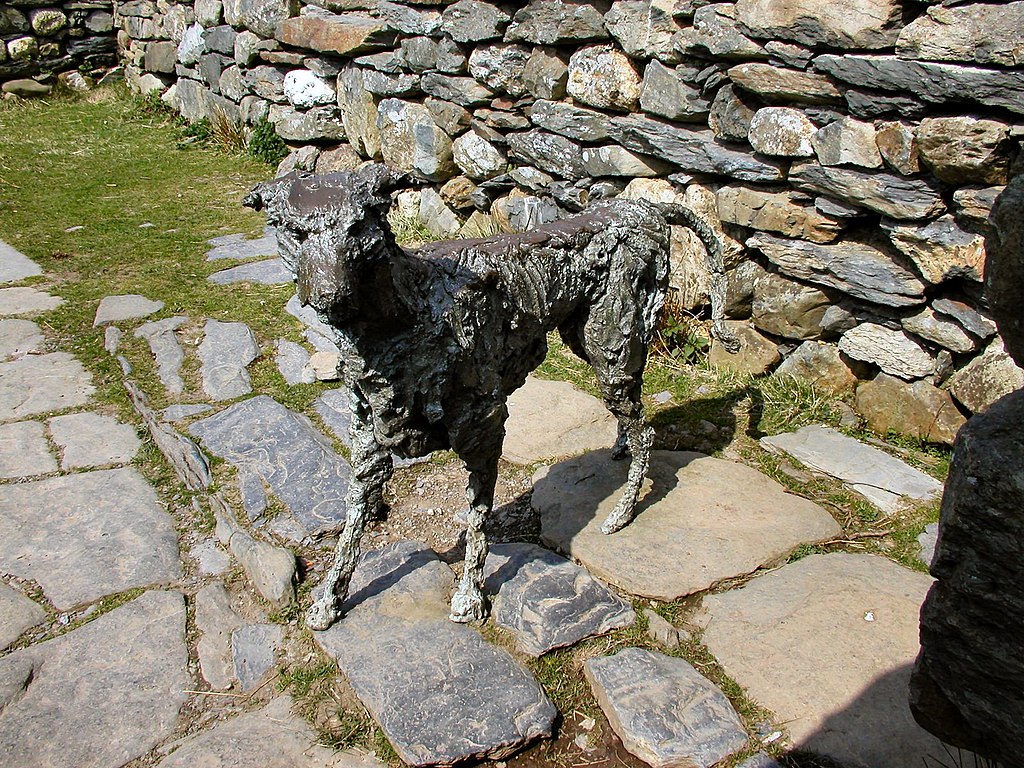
[0,233,949,768]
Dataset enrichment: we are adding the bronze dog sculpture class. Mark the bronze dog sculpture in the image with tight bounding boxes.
[245,164,737,631]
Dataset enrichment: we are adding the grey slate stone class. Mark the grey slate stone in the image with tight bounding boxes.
[483,543,635,657]
[0,352,94,421]
[918,522,938,567]
[161,403,214,421]
[528,99,613,141]
[505,0,608,44]
[313,540,557,766]
[789,161,945,220]
[205,228,278,260]
[639,60,709,122]
[0,319,43,360]
[198,319,259,401]
[0,286,63,315]
[0,240,42,283]
[440,0,510,42]
[420,73,493,107]
[275,338,314,385]
[232,623,284,691]
[760,424,942,513]
[0,468,181,610]
[0,591,189,768]
[189,395,351,538]
[507,129,587,179]
[196,582,243,690]
[0,582,45,650]
[208,257,293,285]
[0,420,57,478]
[93,294,164,326]
[47,412,142,470]
[585,648,748,768]
[135,317,188,395]
[193,540,231,575]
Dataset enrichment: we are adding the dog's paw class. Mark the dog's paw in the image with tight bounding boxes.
[449,589,489,623]
[305,599,342,631]
[600,504,635,535]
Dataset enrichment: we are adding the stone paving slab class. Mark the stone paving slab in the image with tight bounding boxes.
[0,352,94,422]
[0,240,42,283]
[0,582,46,650]
[285,295,336,350]
[276,338,314,385]
[198,319,259,401]
[313,540,557,766]
[188,395,350,539]
[232,622,284,691]
[135,317,188,395]
[699,553,942,767]
[585,648,749,768]
[0,319,44,360]
[0,591,189,768]
[47,412,142,470]
[503,376,617,464]
[0,286,63,315]
[156,696,384,768]
[760,425,943,513]
[195,582,243,691]
[161,403,213,421]
[536,450,842,600]
[208,258,293,285]
[483,542,635,656]
[206,229,277,260]
[0,468,181,610]
[0,420,57,478]
[92,294,164,326]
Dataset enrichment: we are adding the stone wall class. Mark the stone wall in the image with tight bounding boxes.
[118,0,1024,445]
[0,0,116,91]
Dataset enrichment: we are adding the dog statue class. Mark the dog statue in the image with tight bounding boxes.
[245,164,738,631]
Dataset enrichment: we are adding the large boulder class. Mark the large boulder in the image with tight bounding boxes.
[916,116,1011,186]
[855,373,965,445]
[987,176,1024,364]
[337,65,381,159]
[897,2,1024,67]
[376,98,456,181]
[566,46,642,112]
[734,0,903,50]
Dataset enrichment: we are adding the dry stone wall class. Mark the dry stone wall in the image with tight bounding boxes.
[118,0,1024,444]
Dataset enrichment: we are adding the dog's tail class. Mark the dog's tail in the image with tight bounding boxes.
[659,202,740,354]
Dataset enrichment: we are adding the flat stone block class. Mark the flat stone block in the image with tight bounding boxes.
[503,376,616,464]
[585,648,748,768]
[0,591,188,768]
[195,582,243,691]
[0,319,44,360]
[483,542,635,656]
[93,294,164,326]
[193,539,230,575]
[0,240,42,284]
[0,352,94,422]
[0,582,46,650]
[536,450,841,600]
[313,541,557,766]
[0,420,57,478]
[198,319,259,401]
[48,412,141,469]
[161,403,213,421]
[189,395,351,539]
[760,424,942,513]
[700,553,942,766]
[0,468,181,609]
[205,230,277,260]
[276,338,313,385]
[0,286,63,316]
[232,622,284,691]
[135,317,188,396]
[208,258,293,285]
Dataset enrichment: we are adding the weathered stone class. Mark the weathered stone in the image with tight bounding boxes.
[884,216,986,286]
[195,582,243,690]
[162,404,213,422]
[750,272,832,341]
[747,106,815,157]
[916,116,1011,186]
[701,553,941,765]
[0,286,62,316]
[0,352,94,421]
[240,65,285,103]
[492,193,562,233]
[0,592,189,768]
[503,376,615,463]
[271,104,346,141]
[528,99,612,142]
[468,43,528,96]
[282,68,333,108]
[639,60,708,121]
[48,412,141,470]
[190,395,350,537]
[764,40,811,68]
[0,468,180,609]
[0,241,41,284]
[505,0,608,44]
[811,116,881,169]
[197,319,258,401]
[452,130,506,180]
[789,162,945,221]
[335,67,380,160]
[0,319,43,361]
[192,540,230,576]
[717,185,839,244]
[708,320,780,375]
[93,294,163,326]
[775,341,857,395]
[947,338,1024,414]
[748,233,925,308]
[917,522,938,568]
[676,4,766,61]
[232,623,283,691]
[522,46,567,100]
[28,8,65,35]
[135,317,187,395]
[0,5,28,35]
[875,120,919,175]
[537,449,840,599]
[377,0,440,35]
[377,98,456,182]
[605,0,680,61]
[420,73,492,107]
[582,145,667,177]
[911,390,1024,765]
[313,541,557,766]
[707,84,756,142]
[483,543,634,656]
[988,177,1024,363]
[954,185,1002,231]
[315,144,363,173]
[567,45,641,112]
[585,648,748,768]
[6,36,37,61]
[814,54,1024,116]
[902,308,977,354]
[440,176,478,209]
[761,424,942,511]
[361,69,420,97]
[734,0,902,49]
[177,22,205,65]
[276,13,393,56]
[416,187,460,237]
[855,373,965,446]
[609,116,786,182]
[839,323,933,380]
[144,40,177,73]
[0,583,44,650]
[213,500,297,606]
[1,78,53,98]
[643,608,683,649]
[204,25,237,56]
[208,258,292,285]
[440,0,509,42]
[507,129,586,179]
[897,2,1024,68]
[0,420,56,479]
[728,62,841,104]
[275,338,313,386]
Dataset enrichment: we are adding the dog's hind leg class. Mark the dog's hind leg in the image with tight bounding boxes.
[597,376,654,534]
[306,399,393,631]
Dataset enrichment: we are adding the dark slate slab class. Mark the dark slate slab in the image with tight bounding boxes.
[232,623,284,691]
[205,228,278,260]
[188,395,350,539]
[483,543,635,657]
[313,541,557,766]
[585,648,748,768]
[208,258,293,285]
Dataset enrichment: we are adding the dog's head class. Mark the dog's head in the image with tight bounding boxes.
[244,164,419,318]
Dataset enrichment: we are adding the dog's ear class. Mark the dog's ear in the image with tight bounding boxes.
[358,164,427,201]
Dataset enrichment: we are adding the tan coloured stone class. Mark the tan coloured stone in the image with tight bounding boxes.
[948,338,1024,413]
[566,45,642,112]
[727,62,842,104]
[709,320,780,375]
[337,66,381,159]
[775,341,857,396]
[276,14,395,56]
[896,2,1024,67]
[885,215,986,285]
[752,272,832,340]
[734,0,903,49]
[855,373,965,445]
[875,121,920,175]
[0,582,45,649]
[717,185,840,244]
[916,116,1011,186]
[812,117,882,169]
[376,98,456,182]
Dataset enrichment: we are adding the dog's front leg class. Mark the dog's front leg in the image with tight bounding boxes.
[306,399,393,631]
